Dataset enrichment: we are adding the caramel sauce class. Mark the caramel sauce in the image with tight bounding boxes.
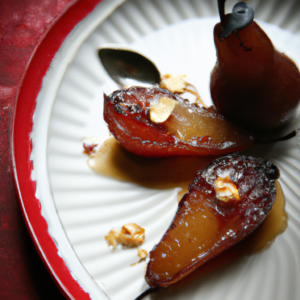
[87,137,288,285]
[88,137,220,200]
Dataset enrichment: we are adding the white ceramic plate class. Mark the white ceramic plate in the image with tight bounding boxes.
[30,0,300,299]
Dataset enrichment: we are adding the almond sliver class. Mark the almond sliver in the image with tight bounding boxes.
[160,74,187,93]
[150,97,178,123]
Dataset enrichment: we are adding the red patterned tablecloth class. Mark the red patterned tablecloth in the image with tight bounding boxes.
[0,1,75,299]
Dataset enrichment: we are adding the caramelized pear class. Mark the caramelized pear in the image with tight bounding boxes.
[104,87,254,157]
[211,10,300,132]
[145,155,279,287]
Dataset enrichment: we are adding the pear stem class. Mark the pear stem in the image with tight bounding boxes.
[217,0,226,27]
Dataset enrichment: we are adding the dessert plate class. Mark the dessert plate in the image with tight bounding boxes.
[13,0,300,300]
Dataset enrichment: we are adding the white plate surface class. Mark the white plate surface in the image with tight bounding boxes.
[32,0,300,299]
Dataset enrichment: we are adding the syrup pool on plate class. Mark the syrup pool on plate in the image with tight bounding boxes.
[85,138,288,274]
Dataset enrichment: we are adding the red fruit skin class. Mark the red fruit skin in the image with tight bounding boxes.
[211,20,300,133]
[145,155,279,287]
[104,87,254,157]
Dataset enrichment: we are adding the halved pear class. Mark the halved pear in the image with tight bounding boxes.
[145,155,279,287]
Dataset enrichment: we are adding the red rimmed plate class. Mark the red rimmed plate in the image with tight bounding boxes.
[12,1,300,300]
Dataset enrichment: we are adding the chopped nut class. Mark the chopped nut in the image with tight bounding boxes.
[119,223,145,247]
[105,223,145,249]
[214,176,240,202]
[138,249,148,260]
[131,249,148,266]
[105,228,122,250]
[160,74,188,93]
[82,137,102,156]
[150,97,178,123]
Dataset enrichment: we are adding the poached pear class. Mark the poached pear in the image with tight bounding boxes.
[145,155,279,287]
[211,4,300,133]
[104,87,254,157]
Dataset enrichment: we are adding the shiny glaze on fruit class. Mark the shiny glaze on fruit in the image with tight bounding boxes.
[104,87,254,157]
[211,19,300,133]
[145,155,281,287]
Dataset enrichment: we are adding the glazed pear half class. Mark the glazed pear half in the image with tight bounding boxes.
[145,155,279,287]
[211,19,300,132]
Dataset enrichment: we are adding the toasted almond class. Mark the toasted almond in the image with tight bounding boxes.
[160,74,187,93]
[105,223,145,249]
[150,97,178,123]
[214,176,240,202]
[104,228,122,250]
[138,249,148,260]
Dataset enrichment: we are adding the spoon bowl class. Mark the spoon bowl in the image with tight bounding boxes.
[98,46,161,87]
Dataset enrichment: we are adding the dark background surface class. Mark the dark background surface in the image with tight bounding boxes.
[0,1,75,299]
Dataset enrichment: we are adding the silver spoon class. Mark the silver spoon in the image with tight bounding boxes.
[98,46,161,87]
